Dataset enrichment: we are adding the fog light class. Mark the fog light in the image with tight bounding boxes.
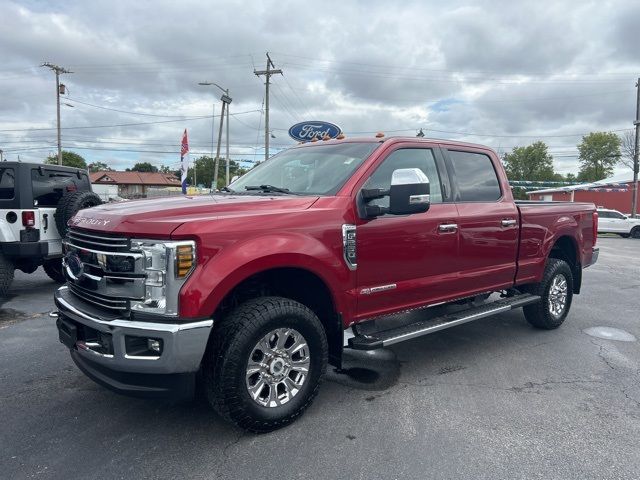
[148,339,162,353]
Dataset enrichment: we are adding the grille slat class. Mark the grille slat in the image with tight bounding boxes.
[67,228,130,252]
[69,284,129,311]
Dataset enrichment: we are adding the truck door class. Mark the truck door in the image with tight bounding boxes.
[354,146,460,320]
[443,148,519,294]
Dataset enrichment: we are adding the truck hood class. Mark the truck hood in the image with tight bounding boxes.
[70,194,319,237]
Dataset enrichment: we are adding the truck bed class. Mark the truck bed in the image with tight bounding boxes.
[515,200,597,286]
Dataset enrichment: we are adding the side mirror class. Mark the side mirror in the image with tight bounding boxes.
[361,168,430,218]
[388,168,430,215]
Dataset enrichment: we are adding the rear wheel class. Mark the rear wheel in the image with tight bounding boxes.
[43,258,66,283]
[523,258,573,330]
[0,253,14,298]
[204,296,328,432]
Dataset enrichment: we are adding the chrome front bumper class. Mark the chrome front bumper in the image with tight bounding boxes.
[54,286,212,375]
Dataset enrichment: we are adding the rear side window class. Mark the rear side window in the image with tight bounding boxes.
[31,169,90,207]
[448,150,501,202]
[0,168,15,200]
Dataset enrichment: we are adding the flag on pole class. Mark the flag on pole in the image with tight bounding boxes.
[180,129,190,194]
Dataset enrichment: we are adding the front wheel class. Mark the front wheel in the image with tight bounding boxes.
[631,227,640,239]
[204,296,328,432]
[523,258,573,330]
[43,258,66,283]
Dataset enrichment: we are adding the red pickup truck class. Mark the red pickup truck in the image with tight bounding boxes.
[53,137,599,432]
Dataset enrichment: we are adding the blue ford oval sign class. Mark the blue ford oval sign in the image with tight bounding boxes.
[288,121,342,142]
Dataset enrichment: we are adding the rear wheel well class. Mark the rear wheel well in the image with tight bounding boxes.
[213,268,343,367]
[549,236,581,293]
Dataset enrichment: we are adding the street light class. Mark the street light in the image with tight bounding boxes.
[199,82,232,188]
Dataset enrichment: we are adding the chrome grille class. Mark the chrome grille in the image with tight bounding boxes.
[67,228,130,252]
[69,283,129,311]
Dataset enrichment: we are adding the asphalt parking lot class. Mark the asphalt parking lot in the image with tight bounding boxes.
[1,236,639,480]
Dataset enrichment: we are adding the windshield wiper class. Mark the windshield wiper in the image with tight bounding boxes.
[245,184,292,194]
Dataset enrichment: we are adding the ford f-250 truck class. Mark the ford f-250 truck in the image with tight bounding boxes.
[52,136,599,432]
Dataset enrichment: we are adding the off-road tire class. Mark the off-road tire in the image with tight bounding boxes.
[631,226,640,239]
[0,253,14,298]
[42,258,66,283]
[523,258,573,330]
[55,191,102,236]
[204,296,328,433]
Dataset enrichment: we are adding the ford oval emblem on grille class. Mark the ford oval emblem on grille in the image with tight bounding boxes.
[66,253,84,279]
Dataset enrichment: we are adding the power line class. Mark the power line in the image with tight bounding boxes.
[0,109,261,132]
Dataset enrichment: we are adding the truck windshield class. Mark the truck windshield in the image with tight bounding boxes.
[227,142,379,195]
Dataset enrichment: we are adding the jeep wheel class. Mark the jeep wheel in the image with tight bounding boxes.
[55,191,102,236]
[204,296,328,432]
[523,258,573,330]
[0,252,14,298]
[43,258,66,283]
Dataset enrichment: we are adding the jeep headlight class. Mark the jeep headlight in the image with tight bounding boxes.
[130,240,196,316]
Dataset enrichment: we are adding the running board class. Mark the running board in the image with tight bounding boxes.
[348,293,541,350]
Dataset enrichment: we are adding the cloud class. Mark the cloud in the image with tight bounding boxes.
[0,0,637,177]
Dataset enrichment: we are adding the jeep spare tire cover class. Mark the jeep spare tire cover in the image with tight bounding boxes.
[55,191,103,236]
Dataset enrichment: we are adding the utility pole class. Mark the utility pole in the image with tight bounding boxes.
[226,99,230,185]
[254,53,282,162]
[214,101,226,189]
[632,77,640,218]
[42,63,72,165]
[199,82,231,190]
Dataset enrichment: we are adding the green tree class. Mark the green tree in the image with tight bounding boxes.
[502,141,557,181]
[159,165,174,174]
[128,162,158,173]
[187,156,247,189]
[502,141,558,200]
[44,151,87,169]
[87,161,112,172]
[564,173,577,183]
[577,132,621,182]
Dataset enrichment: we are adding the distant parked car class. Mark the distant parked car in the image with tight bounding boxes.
[597,208,640,238]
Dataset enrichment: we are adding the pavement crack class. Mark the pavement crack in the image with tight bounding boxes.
[590,339,617,371]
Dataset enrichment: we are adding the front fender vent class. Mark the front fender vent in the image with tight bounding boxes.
[342,224,357,271]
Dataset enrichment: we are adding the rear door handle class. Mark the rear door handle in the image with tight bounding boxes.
[501,219,517,227]
[438,223,458,233]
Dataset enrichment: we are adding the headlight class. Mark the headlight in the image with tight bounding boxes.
[129,240,196,316]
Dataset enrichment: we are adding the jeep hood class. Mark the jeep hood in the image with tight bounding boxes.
[69,194,319,237]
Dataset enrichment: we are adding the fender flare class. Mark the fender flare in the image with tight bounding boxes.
[179,232,352,319]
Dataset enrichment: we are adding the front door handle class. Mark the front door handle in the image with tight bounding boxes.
[501,219,517,227]
[438,223,458,233]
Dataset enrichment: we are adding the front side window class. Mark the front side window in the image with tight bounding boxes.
[611,211,626,220]
[31,169,91,207]
[0,168,15,200]
[448,150,501,202]
[228,143,380,195]
[364,148,443,209]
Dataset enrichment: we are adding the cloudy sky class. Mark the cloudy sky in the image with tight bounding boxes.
[0,0,638,175]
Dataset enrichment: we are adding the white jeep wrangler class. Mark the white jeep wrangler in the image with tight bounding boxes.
[0,162,101,297]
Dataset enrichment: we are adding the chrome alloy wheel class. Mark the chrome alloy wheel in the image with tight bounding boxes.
[548,273,568,318]
[245,328,311,408]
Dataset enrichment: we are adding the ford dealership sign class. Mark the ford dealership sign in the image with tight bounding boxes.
[288,121,342,142]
